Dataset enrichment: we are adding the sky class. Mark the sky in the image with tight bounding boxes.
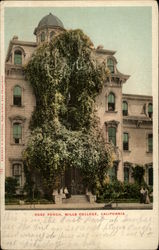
[4,6,152,95]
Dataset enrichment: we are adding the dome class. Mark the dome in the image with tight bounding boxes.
[34,13,64,35]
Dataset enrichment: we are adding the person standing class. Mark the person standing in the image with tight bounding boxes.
[145,188,150,204]
[64,187,69,199]
[140,187,145,203]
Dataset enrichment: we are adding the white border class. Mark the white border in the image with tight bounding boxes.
[0,1,158,250]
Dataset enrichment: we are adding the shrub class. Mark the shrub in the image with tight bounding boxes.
[5,177,18,197]
[97,180,141,202]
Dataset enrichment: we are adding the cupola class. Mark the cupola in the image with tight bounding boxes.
[34,13,65,44]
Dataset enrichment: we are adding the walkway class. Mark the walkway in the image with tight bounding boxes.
[5,202,153,210]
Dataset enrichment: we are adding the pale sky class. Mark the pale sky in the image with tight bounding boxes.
[4,7,152,95]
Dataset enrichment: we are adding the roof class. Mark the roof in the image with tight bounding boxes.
[34,13,64,35]
[95,48,116,56]
[5,39,37,63]
[122,93,152,101]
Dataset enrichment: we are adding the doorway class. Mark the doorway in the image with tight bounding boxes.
[64,167,85,195]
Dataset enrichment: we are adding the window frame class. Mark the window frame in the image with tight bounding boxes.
[108,127,116,146]
[124,166,129,183]
[13,85,22,107]
[108,92,115,111]
[41,32,45,42]
[107,58,115,74]
[9,116,26,145]
[148,134,153,153]
[108,164,118,182]
[13,122,22,144]
[12,163,23,187]
[123,132,129,151]
[122,101,128,116]
[14,50,22,65]
[148,103,153,118]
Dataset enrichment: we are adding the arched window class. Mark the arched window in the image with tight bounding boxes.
[41,32,45,42]
[14,50,22,65]
[148,103,153,118]
[12,163,22,186]
[50,31,55,40]
[124,167,129,183]
[13,122,22,144]
[123,132,129,151]
[108,127,116,146]
[148,134,153,152]
[13,86,22,106]
[122,101,128,116]
[107,58,114,73]
[108,93,115,111]
[108,162,118,181]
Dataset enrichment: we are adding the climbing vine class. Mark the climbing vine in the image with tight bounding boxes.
[23,29,113,197]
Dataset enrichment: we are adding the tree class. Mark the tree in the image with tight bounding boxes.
[23,29,113,198]
[131,165,145,186]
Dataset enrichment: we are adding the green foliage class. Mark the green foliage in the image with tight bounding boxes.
[24,29,107,130]
[5,177,18,197]
[23,29,112,197]
[97,180,141,202]
[131,165,145,186]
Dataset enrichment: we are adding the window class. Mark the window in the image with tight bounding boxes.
[107,58,114,73]
[41,32,45,42]
[14,50,22,65]
[122,101,128,116]
[123,133,129,151]
[148,167,153,186]
[148,103,153,118]
[108,127,116,146]
[13,123,22,144]
[50,31,55,39]
[148,134,153,152]
[13,86,22,106]
[12,163,22,186]
[124,167,129,183]
[108,93,115,111]
[108,165,117,181]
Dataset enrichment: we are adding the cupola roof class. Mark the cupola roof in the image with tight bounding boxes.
[34,13,64,35]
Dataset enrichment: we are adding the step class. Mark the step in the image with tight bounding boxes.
[62,195,88,204]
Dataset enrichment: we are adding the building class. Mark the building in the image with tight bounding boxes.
[5,13,153,194]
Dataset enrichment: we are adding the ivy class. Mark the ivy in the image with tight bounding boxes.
[23,29,113,197]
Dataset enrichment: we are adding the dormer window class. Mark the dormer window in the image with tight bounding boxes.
[41,32,45,42]
[148,103,153,118]
[107,58,114,73]
[13,86,21,106]
[108,92,115,111]
[14,50,22,65]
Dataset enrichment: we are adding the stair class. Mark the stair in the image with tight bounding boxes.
[62,195,88,204]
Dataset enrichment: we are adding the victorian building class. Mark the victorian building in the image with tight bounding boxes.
[5,13,153,194]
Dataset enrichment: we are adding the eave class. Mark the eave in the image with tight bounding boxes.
[5,39,37,63]
[95,48,116,56]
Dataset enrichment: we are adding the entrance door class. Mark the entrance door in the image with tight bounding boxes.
[64,167,85,195]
